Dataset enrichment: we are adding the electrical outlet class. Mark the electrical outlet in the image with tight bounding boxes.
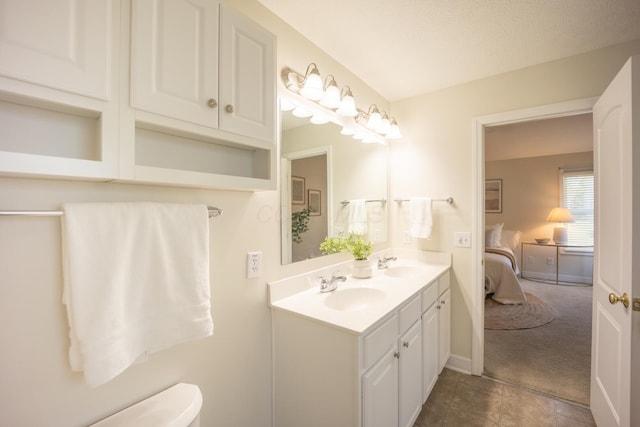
[527,256,535,264]
[403,230,411,243]
[547,257,554,266]
[247,251,262,278]
[454,232,471,247]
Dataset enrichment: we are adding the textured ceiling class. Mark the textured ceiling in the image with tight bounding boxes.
[258,0,640,101]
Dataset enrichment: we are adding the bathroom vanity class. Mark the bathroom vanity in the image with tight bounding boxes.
[268,250,451,427]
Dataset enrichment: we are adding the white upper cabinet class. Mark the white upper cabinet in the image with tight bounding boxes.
[131,0,275,143]
[131,0,219,127]
[0,0,112,100]
[219,5,275,142]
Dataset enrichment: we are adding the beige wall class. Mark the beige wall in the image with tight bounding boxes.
[0,1,390,426]
[389,39,640,362]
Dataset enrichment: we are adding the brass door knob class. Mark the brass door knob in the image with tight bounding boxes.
[207,98,218,108]
[609,292,629,308]
[225,104,234,113]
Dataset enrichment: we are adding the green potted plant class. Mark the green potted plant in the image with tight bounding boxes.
[320,232,373,278]
[291,208,311,243]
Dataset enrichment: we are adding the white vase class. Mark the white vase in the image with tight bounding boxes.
[352,259,372,279]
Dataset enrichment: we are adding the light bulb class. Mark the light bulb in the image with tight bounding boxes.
[310,113,329,124]
[387,119,402,139]
[319,82,341,109]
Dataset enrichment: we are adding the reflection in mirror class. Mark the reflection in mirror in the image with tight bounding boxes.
[281,108,388,265]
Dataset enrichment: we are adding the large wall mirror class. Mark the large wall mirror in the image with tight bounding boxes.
[281,104,388,264]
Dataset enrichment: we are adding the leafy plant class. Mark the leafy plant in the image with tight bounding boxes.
[320,232,372,260]
[291,208,311,243]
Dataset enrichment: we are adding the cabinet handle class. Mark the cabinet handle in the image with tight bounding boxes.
[393,352,400,359]
[225,104,234,113]
[207,98,218,108]
[403,341,409,348]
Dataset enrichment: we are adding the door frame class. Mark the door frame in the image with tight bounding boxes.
[470,97,598,375]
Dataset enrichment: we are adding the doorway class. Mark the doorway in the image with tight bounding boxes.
[471,97,597,381]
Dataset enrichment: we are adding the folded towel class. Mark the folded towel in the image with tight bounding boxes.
[61,202,214,387]
[410,197,433,238]
[348,199,367,234]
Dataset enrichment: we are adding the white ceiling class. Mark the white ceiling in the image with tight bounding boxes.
[258,0,640,101]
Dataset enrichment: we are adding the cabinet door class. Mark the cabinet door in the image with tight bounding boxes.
[131,0,219,127]
[438,288,451,373]
[219,4,275,142]
[362,346,398,427]
[422,303,439,401]
[399,321,422,427]
[0,0,112,100]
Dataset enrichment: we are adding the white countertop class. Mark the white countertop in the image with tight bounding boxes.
[268,250,451,335]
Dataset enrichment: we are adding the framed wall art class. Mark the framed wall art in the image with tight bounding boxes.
[291,176,305,205]
[308,189,321,215]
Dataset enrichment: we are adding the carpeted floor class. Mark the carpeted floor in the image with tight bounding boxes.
[484,279,592,405]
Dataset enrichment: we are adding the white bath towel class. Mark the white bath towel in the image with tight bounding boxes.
[409,197,433,238]
[61,202,214,387]
[347,199,367,234]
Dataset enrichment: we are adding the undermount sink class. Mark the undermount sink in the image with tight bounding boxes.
[324,288,386,311]
[383,265,423,278]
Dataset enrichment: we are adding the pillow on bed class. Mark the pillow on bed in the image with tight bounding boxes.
[500,230,521,251]
[485,223,503,248]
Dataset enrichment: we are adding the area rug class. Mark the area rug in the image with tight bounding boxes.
[484,292,555,330]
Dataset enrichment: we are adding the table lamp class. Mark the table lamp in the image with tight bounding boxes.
[546,207,574,245]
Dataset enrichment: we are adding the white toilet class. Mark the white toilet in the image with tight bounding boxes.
[89,383,203,427]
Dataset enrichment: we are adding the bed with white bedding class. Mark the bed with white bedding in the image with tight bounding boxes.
[484,226,527,305]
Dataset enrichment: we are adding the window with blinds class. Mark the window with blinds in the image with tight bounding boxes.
[561,169,594,246]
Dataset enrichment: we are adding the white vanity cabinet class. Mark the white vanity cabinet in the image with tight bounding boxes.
[0,0,119,180]
[130,0,275,142]
[421,271,451,400]
[362,295,423,427]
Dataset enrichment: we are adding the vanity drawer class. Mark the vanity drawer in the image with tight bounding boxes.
[421,281,439,311]
[363,314,398,368]
[399,294,421,333]
[438,271,450,295]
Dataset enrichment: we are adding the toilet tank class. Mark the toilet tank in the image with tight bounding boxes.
[89,383,203,427]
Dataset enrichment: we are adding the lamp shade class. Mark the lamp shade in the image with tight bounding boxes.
[546,207,574,223]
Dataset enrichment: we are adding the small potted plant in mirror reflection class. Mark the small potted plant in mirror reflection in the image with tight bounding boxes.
[291,208,311,243]
[320,232,373,278]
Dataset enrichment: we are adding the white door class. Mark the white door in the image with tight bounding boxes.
[590,55,639,427]
[130,0,219,127]
[422,302,439,401]
[438,287,451,373]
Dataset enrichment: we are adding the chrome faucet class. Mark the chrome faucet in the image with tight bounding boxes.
[319,271,347,293]
[377,255,398,269]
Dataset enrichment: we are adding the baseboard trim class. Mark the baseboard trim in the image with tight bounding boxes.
[445,354,472,375]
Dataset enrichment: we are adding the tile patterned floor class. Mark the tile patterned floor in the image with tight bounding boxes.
[413,369,596,427]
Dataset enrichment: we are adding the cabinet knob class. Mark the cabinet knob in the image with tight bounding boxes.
[393,352,400,359]
[437,304,441,310]
[225,104,234,113]
[403,341,410,348]
[207,98,218,108]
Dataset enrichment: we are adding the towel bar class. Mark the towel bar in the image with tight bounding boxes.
[0,206,223,218]
[340,199,387,206]
[394,197,454,204]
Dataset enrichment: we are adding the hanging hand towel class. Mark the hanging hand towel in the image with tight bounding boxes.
[410,197,433,238]
[348,199,367,234]
[61,202,214,387]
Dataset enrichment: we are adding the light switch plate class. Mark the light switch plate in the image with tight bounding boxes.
[454,232,471,247]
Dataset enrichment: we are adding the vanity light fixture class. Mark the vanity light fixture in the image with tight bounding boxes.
[319,75,341,109]
[280,63,401,144]
[335,86,358,117]
[298,63,324,101]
